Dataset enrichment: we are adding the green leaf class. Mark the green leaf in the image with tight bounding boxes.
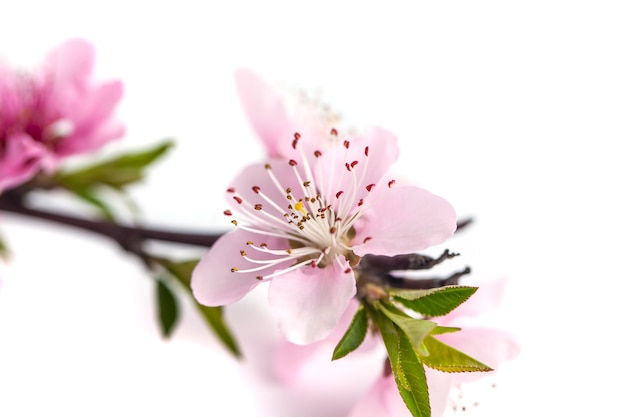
[70,187,116,221]
[367,303,432,417]
[419,335,493,373]
[391,286,478,317]
[332,305,368,360]
[378,303,437,355]
[152,256,242,357]
[430,326,461,335]
[156,277,179,338]
[54,141,174,190]
[196,304,242,358]
[0,237,9,260]
[155,257,199,287]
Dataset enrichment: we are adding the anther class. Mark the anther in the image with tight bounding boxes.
[233,196,243,204]
[289,159,298,166]
[344,268,352,274]
[227,187,235,193]
[363,237,372,243]
[254,204,263,210]
[256,276,263,280]
[260,243,268,248]
[240,250,247,256]
[336,191,344,199]
[265,163,272,170]
[351,160,358,168]
[388,179,396,188]
[246,241,253,245]
[329,226,337,234]
[330,128,338,136]
[223,210,232,216]
[252,186,260,193]
[358,198,364,206]
[366,184,375,192]
[294,132,301,140]
[364,146,369,156]
[343,140,350,149]
[231,267,239,272]
[314,150,322,158]
[231,220,238,226]
[303,180,311,187]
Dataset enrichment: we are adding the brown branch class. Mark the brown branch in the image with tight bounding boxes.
[0,190,222,255]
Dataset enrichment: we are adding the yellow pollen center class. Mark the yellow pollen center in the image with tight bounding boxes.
[294,201,306,213]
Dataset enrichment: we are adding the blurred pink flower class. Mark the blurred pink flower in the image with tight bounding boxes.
[192,70,457,345]
[0,39,124,192]
[348,278,520,417]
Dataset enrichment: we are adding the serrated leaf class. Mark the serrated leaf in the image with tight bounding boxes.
[367,303,431,417]
[378,303,437,352]
[332,305,368,360]
[430,326,461,335]
[156,277,179,338]
[419,335,493,373]
[153,256,241,357]
[396,330,431,417]
[391,286,478,317]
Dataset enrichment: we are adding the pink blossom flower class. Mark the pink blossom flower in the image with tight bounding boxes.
[348,279,520,417]
[0,39,124,192]
[191,70,457,345]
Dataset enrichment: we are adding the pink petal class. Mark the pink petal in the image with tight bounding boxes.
[191,229,291,306]
[0,133,47,192]
[349,367,452,417]
[57,80,125,156]
[268,257,356,344]
[315,126,399,207]
[39,38,94,91]
[425,368,454,417]
[226,158,302,220]
[348,374,409,417]
[353,186,457,257]
[273,298,379,383]
[437,327,520,384]
[234,68,295,157]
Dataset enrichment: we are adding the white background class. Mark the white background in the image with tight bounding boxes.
[1,1,625,416]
